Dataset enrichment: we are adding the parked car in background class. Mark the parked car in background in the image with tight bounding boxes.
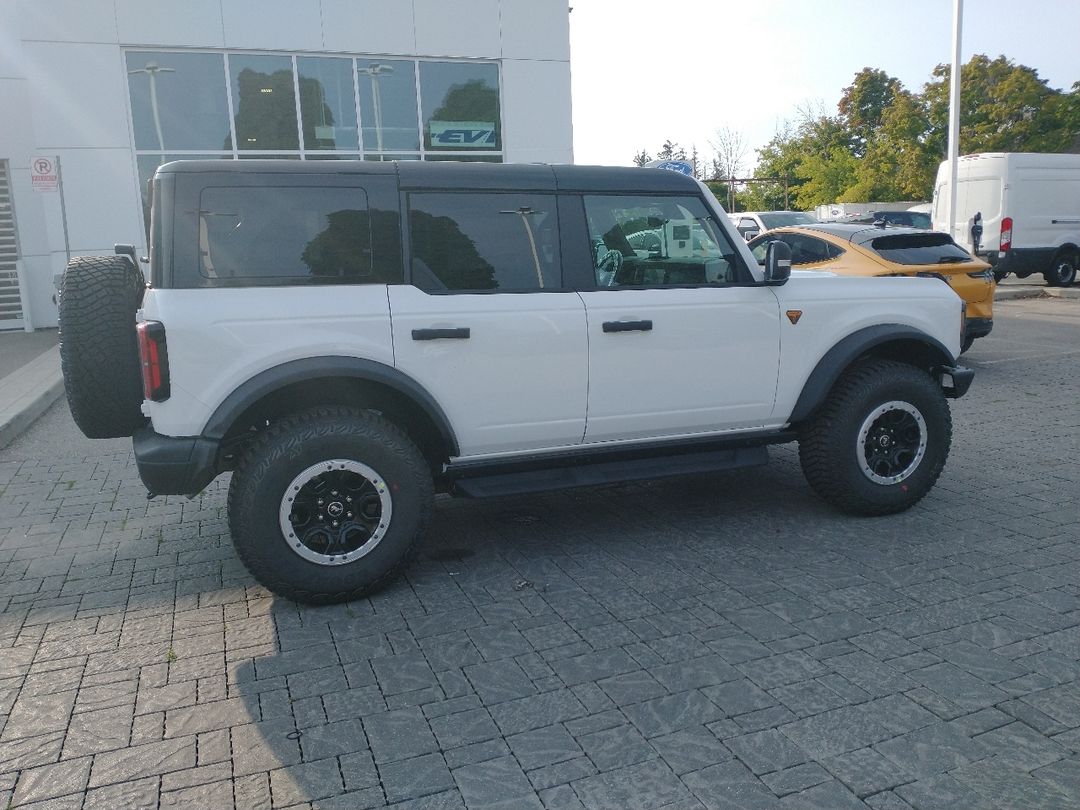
[748,223,994,352]
[728,211,818,240]
[932,152,1080,286]
[815,201,925,222]
[848,209,932,229]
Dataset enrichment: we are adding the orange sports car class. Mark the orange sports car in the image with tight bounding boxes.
[748,224,994,352]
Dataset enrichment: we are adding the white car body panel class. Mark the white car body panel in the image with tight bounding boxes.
[577,286,782,442]
[139,286,395,437]
[388,285,588,457]
[771,275,962,419]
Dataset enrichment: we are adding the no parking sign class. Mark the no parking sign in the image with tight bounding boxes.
[30,155,59,192]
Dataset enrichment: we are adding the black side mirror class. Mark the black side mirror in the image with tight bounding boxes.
[764,241,792,284]
[970,212,983,254]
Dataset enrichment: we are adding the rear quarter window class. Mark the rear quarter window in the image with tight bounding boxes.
[197,185,400,285]
[869,233,973,265]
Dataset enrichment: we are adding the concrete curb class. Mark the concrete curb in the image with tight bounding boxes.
[995,286,1080,301]
[0,345,64,451]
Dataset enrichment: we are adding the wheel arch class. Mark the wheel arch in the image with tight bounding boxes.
[204,357,459,465]
[787,325,954,425]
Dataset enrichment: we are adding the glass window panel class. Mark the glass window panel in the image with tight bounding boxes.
[304,154,362,160]
[364,153,420,161]
[229,54,299,151]
[419,62,500,152]
[198,186,392,283]
[357,59,418,152]
[584,195,741,287]
[126,52,230,151]
[408,193,559,292]
[297,57,359,151]
[424,154,502,163]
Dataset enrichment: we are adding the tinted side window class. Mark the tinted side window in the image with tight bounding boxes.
[584,195,742,287]
[198,186,399,284]
[749,234,843,265]
[408,193,560,292]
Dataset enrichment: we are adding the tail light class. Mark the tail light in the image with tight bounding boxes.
[136,321,170,401]
[1000,216,1012,252]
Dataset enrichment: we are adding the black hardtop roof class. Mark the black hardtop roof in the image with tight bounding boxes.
[800,222,941,246]
[156,159,701,194]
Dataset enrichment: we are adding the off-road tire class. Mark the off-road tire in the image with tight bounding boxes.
[1044,248,1078,287]
[798,359,952,516]
[58,255,148,439]
[992,269,1009,283]
[227,407,433,604]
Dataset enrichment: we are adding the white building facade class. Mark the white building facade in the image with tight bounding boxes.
[0,0,574,330]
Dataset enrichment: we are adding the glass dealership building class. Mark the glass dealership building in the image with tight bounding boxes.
[0,0,573,330]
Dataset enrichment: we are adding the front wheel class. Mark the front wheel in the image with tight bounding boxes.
[227,407,433,603]
[1044,249,1078,287]
[798,360,952,516]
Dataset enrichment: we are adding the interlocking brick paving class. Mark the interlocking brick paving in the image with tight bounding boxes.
[1,298,1077,809]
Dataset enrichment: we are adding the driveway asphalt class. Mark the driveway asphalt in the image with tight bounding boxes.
[0,296,1077,810]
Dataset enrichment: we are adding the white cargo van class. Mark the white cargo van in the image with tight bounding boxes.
[932,153,1080,286]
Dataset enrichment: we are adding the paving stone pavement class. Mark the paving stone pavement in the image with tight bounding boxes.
[0,297,1078,809]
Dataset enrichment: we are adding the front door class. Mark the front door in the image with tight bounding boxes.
[577,194,782,443]
[390,191,588,458]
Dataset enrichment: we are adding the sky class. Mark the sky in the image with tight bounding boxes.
[568,0,1080,172]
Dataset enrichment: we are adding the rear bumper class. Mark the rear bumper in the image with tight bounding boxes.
[965,317,993,340]
[980,248,1054,275]
[133,427,219,496]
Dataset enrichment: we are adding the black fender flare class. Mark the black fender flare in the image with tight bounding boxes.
[201,356,459,455]
[787,325,954,424]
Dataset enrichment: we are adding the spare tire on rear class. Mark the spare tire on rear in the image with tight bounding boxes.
[59,255,148,439]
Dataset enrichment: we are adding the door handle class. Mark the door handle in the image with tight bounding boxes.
[412,327,471,341]
[602,320,653,333]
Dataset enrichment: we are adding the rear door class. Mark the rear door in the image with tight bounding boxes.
[389,190,588,457]
[574,193,782,443]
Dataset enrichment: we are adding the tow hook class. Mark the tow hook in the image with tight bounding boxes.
[934,365,974,399]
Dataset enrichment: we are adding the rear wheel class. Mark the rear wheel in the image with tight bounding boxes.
[960,335,975,354]
[1044,248,1078,287]
[227,407,433,603]
[798,360,952,516]
[58,255,148,438]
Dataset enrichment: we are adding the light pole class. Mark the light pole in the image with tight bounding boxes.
[128,61,175,152]
[945,0,963,241]
[358,63,394,154]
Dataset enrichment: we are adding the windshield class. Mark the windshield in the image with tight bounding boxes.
[758,212,817,229]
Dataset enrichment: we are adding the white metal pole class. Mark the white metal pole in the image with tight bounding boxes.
[946,0,963,240]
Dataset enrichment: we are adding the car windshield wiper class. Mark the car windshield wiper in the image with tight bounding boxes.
[935,256,969,264]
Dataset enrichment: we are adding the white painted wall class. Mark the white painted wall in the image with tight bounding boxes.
[3,0,574,330]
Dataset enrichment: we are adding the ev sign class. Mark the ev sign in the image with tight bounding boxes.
[30,156,59,192]
[429,121,496,148]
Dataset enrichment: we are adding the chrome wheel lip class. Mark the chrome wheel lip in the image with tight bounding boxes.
[856,400,927,486]
[279,459,392,566]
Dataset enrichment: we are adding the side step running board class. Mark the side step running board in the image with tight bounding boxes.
[450,446,769,499]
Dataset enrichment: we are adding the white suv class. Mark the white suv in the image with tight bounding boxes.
[58,161,973,603]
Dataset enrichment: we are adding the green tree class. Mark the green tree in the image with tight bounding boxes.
[922,55,1076,156]
[839,68,902,157]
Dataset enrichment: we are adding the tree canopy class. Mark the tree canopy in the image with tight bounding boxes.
[752,56,1077,209]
